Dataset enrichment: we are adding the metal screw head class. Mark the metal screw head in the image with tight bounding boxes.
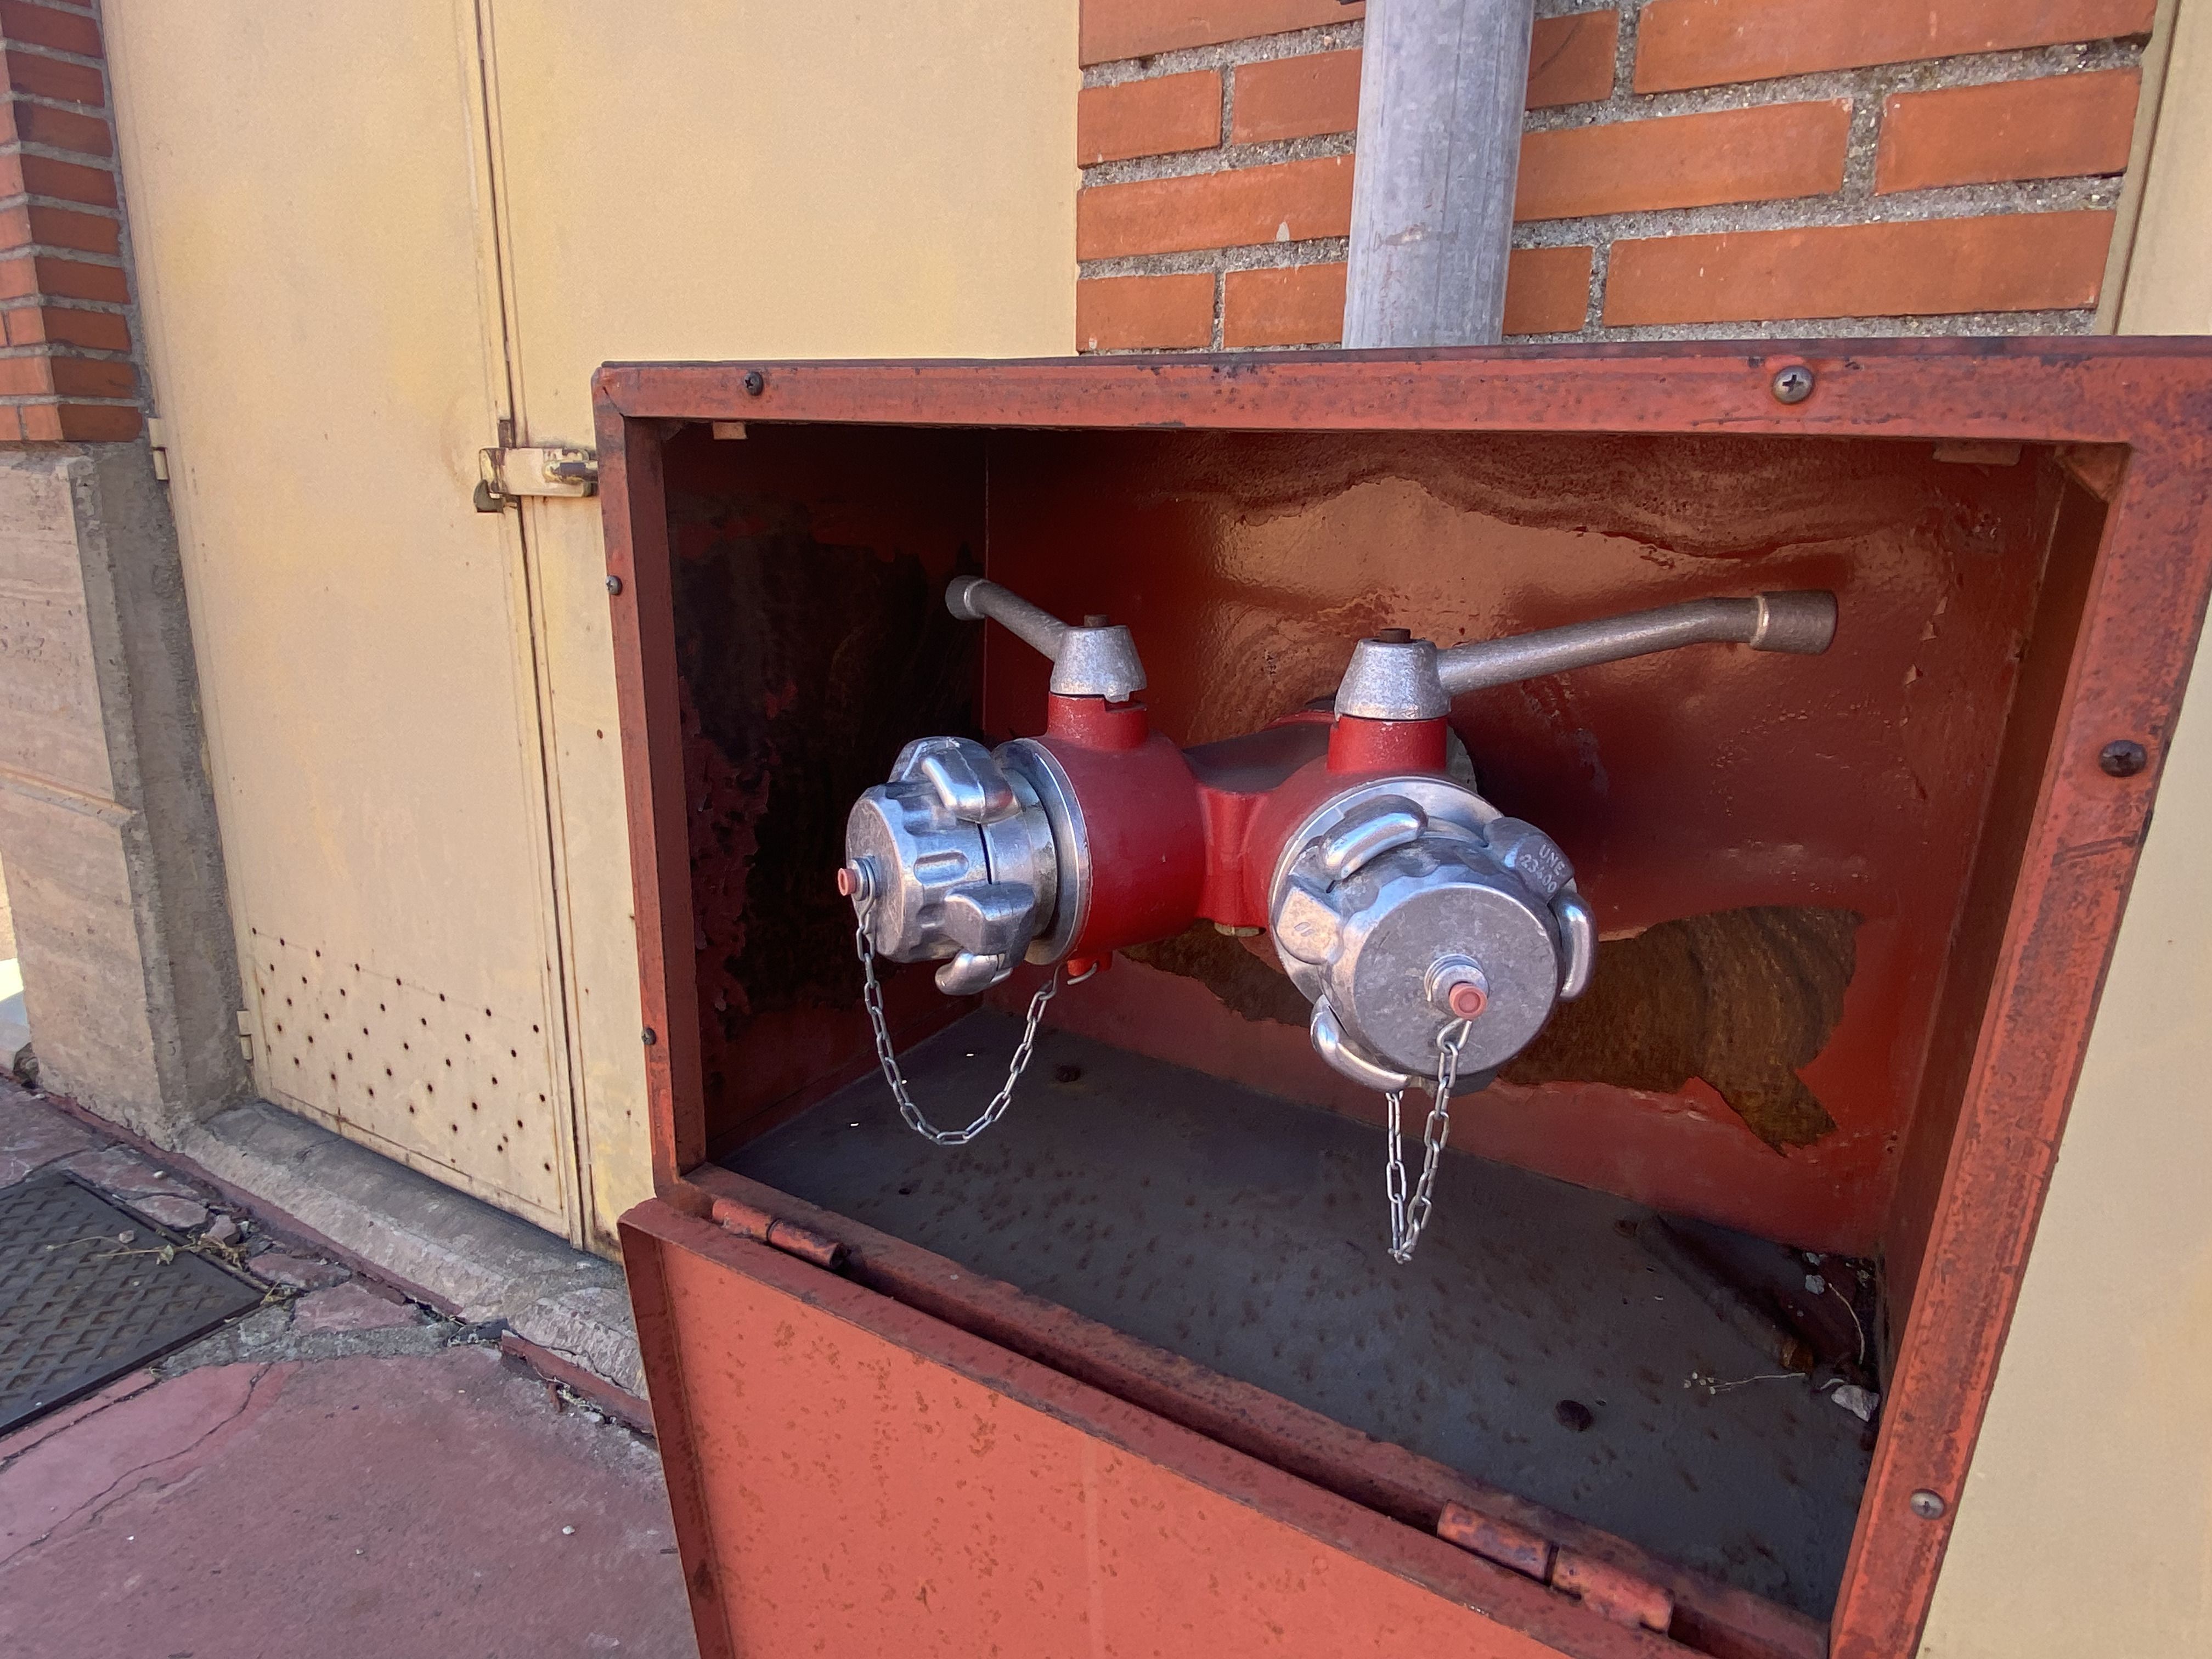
[1909,1489,1946,1520]
[1771,365,1815,404]
[640,1027,658,1047]
[743,370,766,397]
[2099,738,2148,778]
[605,574,623,596]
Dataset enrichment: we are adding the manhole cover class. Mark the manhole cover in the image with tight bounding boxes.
[0,1174,264,1434]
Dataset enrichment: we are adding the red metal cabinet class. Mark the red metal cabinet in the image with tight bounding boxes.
[596,342,2212,1659]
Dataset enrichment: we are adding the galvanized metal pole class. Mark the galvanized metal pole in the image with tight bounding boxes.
[1342,0,1537,347]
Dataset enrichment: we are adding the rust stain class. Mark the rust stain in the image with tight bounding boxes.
[668,470,978,1122]
[1504,907,1860,1150]
[1134,907,1858,1150]
[1122,924,1310,1026]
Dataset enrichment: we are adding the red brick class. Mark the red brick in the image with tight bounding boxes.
[2,94,108,155]
[1877,70,2140,193]
[0,46,103,105]
[1228,14,1615,147]
[0,351,124,397]
[0,402,23,441]
[1220,246,1593,345]
[1223,261,1343,346]
[1526,9,1618,108]
[1079,71,1220,165]
[46,352,128,396]
[18,399,139,441]
[1077,271,1215,349]
[0,199,114,252]
[29,199,114,251]
[1516,100,1848,221]
[1502,244,1594,334]
[0,349,48,392]
[1603,211,2115,325]
[0,149,117,207]
[3,301,126,348]
[0,250,124,301]
[0,1,102,59]
[1636,0,2157,93]
[1083,0,1361,66]
[1079,155,1352,258]
[1231,49,1361,143]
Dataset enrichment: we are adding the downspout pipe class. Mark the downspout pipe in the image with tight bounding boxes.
[1342,0,1539,347]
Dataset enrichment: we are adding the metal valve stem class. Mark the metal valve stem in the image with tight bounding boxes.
[946,576,1149,702]
[1434,590,1837,696]
[1335,590,1838,719]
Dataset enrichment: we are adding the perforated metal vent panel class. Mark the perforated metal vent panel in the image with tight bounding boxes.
[0,1176,263,1434]
[247,931,569,1229]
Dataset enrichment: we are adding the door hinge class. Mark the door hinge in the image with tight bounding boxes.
[476,445,598,510]
[709,1194,847,1271]
[1437,1502,1673,1634]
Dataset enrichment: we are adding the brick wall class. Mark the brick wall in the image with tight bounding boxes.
[1076,0,2153,351]
[0,0,138,439]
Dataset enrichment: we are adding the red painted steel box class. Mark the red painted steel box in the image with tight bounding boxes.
[595,341,2212,1659]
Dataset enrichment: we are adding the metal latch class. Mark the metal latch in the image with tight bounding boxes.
[476,445,597,510]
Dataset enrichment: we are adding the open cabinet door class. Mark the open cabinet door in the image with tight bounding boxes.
[621,1197,1683,1659]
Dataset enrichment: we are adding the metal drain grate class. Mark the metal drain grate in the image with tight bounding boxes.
[0,1174,264,1435]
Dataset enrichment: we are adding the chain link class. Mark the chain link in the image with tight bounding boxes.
[857,894,1466,1250]
[1384,1018,1470,1264]
[854,910,1058,1147]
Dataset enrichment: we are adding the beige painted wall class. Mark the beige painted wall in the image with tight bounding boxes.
[1922,9,2212,1651]
[102,0,1075,1248]
[2114,0,2212,335]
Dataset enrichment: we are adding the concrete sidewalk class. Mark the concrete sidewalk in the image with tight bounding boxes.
[0,1080,698,1659]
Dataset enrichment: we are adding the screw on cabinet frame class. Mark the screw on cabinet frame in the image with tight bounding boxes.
[1771,365,1815,404]
[606,574,623,596]
[1909,1490,1946,1520]
[2099,738,2148,777]
[744,370,766,397]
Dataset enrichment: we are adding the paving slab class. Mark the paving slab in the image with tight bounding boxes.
[290,1282,419,1335]
[56,1142,205,1201]
[0,1085,98,1187]
[0,1345,696,1658]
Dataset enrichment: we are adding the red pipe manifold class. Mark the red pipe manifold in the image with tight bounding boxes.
[839,577,1836,1250]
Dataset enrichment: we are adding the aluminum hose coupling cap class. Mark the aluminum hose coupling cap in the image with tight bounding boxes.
[842,736,1060,994]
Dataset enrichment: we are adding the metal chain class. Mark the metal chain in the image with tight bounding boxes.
[854,911,1059,1147]
[1384,1018,1471,1264]
[856,893,1466,1244]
